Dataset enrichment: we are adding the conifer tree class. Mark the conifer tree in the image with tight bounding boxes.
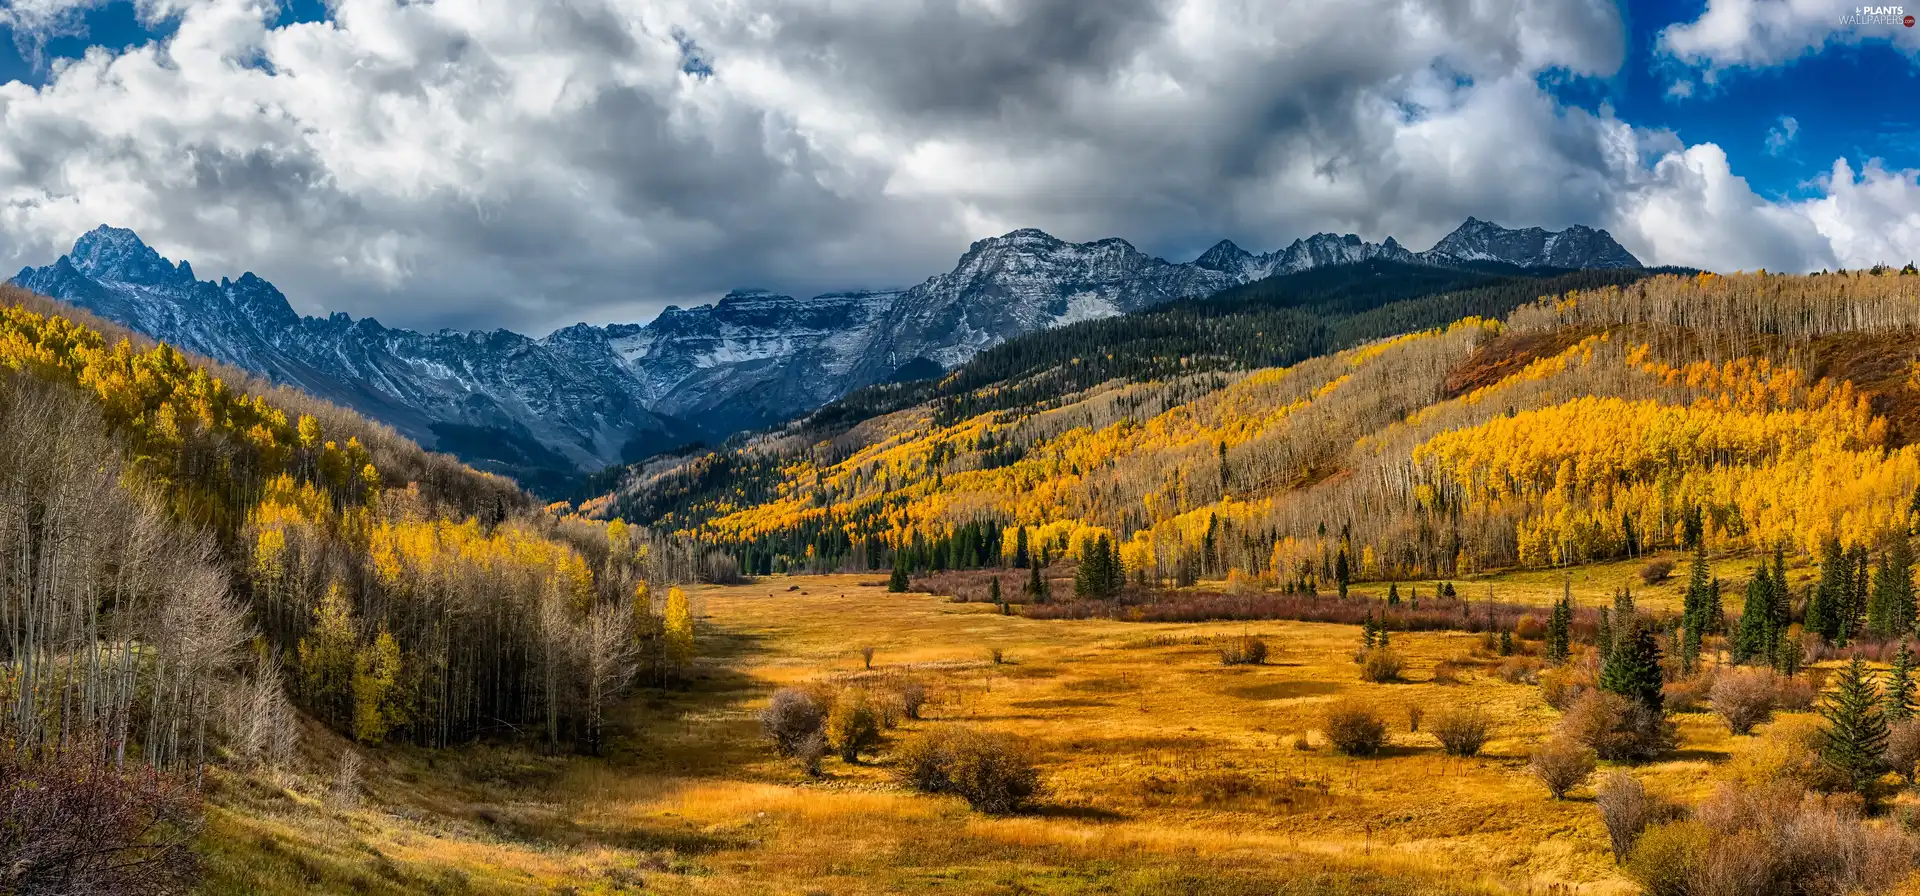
[1597,608,1614,661]
[1682,545,1713,643]
[1819,657,1889,802]
[1499,629,1514,657]
[1545,580,1572,665]
[1733,565,1772,664]
[988,576,1003,610]
[1335,546,1351,598]
[1025,562,1044,603]
[1613,585,1636,625]
[1361,613,1377,651]
[1600,620,1664,714]
[1074,538,1106,598]
[1387,582,1400,606]
[1013,527,1030,569]
[1809,537,1847,641]
[1846,543,1871,643]
[1871,532,1916,637]
[888,553,910,593]
[1680,620,1701,676]
[1771,546,1791,633]
[1887,642,1916,724]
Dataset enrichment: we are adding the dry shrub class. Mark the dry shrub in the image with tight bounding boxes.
[1529,737,1595,799]
[1498,655,1542,684]
[1772,674,1818,711]
[1634,781,1920,896]
[1640,559,1676,584]
[1431,660,1466,685]
[1884,720,1920,785]
[1558,691,1673,762]
[0,747,203,894]
[1431,706,1493,757]
[1662,671,1714,714]
[1406,704,1425,732]
[1626,819,1709,896]
[1359,649,1405,683]
[1514,614,1546,641]
[761,687,828,757]
[1724,714,1845,792]
[896,680,930,721]
[825,688,883,762]
[892,726,1043,814]
[1322,699,1389,757]
[1539,661,1596,711]
[1710,668,1776,735]
[1597,772,1663,863]
[1218,635,1269,666]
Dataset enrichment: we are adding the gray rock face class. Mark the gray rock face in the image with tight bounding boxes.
[12,218,1638,480]
[1419,217,1641,269]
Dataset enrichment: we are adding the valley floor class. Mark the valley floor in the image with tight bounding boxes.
[201,567,1877,895]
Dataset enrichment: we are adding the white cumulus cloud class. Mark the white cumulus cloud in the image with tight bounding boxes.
[0,0,1912,334]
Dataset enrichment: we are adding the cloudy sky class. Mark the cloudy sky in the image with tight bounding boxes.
[0,0,1916,334]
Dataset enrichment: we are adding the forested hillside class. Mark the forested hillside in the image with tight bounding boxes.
[589,269,1920,599]
[0,286,712,891]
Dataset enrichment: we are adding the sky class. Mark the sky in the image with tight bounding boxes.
[0,0,1916,335]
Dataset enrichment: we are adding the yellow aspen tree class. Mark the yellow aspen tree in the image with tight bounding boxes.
[664,586,695,677]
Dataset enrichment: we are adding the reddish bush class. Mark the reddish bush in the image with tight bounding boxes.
[893,727,1043,814]
[1360,649,1406,683]
[1710,669,1776,736]
[1529,737,1595,799]
[1431,706,1493,757]
[1218,635,1269,666]
[1559,691,1673,762]
[1023,590,1603,637]
[1498,655,1543,684]
[0,748,203,895]
[1323,699,1389,757]
[1640,559,1676,585]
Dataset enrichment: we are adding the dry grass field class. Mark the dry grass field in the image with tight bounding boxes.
[198,561,1918,896]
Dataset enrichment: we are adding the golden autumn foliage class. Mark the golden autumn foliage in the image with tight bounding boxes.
[617,272,1920,584]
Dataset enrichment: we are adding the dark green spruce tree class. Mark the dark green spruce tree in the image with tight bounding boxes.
[888,552,910,593]
[1887,642,1916,724]
[1809,536,1848,642]
[1732,563,1773,665]
[1871,531,1916,637]
[1600,618,1665,714]
[1545,579,1573,666]
[1819,657,1889,804]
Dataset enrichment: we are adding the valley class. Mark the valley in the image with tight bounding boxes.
[200,569,1733,896]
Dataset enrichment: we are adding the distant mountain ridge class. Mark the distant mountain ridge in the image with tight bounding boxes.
[10,218,1640,487]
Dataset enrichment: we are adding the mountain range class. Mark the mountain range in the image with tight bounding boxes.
[10,218,1640,489]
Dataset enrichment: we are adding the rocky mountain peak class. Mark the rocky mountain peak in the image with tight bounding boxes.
[67,225,190,286]
[1423,217,1640,269]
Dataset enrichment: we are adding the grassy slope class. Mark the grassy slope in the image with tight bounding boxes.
[199,559,1907,896]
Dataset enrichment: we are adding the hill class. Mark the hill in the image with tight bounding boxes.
[0,285,720,892]
[584,269,1920,595]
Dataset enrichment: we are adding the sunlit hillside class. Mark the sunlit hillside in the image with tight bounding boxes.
[595,270,1920,588]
